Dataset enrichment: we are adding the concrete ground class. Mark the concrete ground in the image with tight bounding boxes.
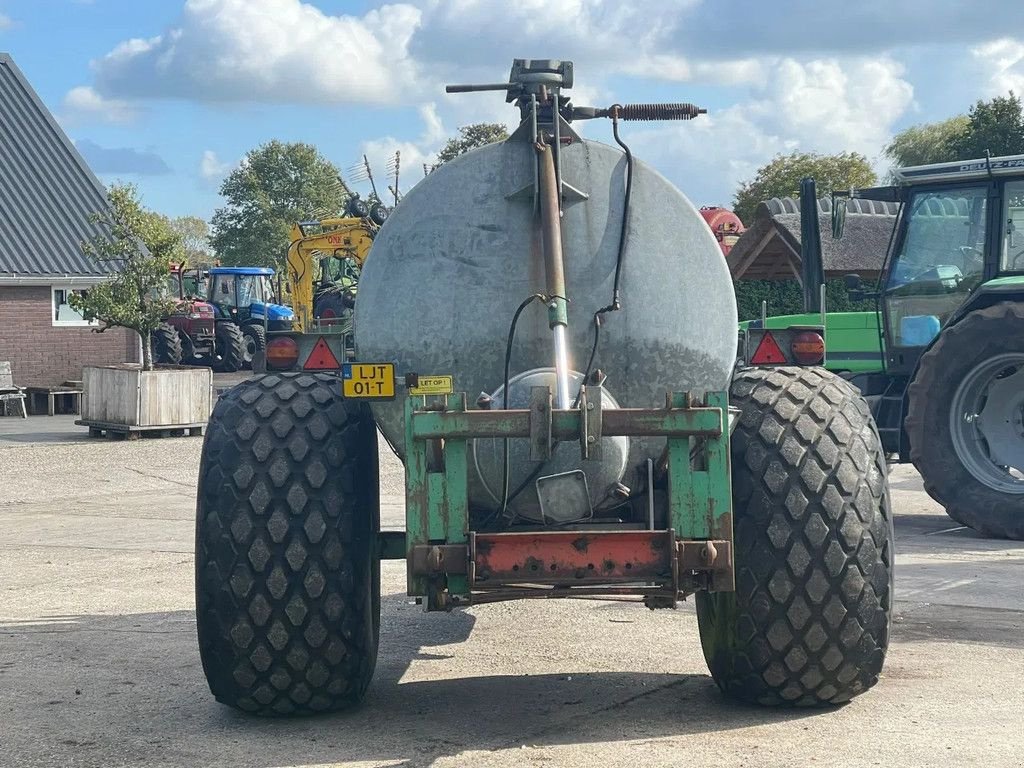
[1,414,1022,768]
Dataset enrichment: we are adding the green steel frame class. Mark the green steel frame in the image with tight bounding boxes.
[397,388,734,610]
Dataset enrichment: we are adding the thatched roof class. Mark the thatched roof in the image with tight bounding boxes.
[728,197,898,282]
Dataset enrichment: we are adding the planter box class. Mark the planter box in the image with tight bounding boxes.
[81,364,213,428]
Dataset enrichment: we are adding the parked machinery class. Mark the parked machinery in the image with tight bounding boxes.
[195,59,893,715]
[151,264,217,366]
[285,214,379,334]
[206,266,295,370]
[759,165,1024,539]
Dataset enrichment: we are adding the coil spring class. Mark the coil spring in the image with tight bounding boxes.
[617,103,705,121]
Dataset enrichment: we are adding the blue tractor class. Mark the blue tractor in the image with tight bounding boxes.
[207,267,295,370]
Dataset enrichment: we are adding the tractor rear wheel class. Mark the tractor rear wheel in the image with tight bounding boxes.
[195,373,380,715]
[241,323,267,368]
[697,366,893,706]
[214,321,246,372]
[906,301,1024,539]
[151,323,182,365]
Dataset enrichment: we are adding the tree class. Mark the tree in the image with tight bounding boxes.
[170,215,214,267]
[949,91,1024,159]
[210,141,345,270]
[435,123,510,166]
[733,151,877,226]
[70,184,183,370]
[884,115,969,169]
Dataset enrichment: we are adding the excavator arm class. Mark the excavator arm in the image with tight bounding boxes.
[286,218,377,332]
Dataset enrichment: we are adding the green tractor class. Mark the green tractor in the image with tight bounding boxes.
[755,161,1024,538]
[194,59,893,715]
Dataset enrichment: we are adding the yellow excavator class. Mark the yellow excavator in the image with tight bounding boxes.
[285,216,378,333]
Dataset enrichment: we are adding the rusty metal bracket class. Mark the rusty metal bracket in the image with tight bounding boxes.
[580,384,603,461]
[528,385,553,461]
[410,544,470,576]
[677,539,734,592]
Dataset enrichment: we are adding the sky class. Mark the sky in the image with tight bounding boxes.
[3,0,1024,222]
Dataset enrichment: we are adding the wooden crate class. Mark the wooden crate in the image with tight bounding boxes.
[81,365,212,427]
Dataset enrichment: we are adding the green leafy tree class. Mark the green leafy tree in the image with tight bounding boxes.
[170,215,214,267]
[70,184,184,370]
[435,123,510,166]
[883,115,969,170]
[733,151,877,225]
[949,91,1024,159]
[210,141,345,270]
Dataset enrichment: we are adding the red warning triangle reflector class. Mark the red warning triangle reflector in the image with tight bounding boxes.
[750,331,787,365]
[303,336,341,370]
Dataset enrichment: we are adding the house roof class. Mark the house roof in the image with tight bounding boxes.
[0,52,117,279]
[727,196,898,281]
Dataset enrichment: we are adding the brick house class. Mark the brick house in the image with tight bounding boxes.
[0,53,137,386]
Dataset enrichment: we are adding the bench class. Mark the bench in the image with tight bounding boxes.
[25,385,84,416]
[0,362,27,418]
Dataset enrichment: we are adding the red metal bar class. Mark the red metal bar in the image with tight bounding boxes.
[471,530,674,585]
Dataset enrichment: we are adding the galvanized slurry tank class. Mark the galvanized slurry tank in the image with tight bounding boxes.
[355,134,737,513]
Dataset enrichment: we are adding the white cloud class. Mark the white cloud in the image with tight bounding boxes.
[61,85,137,124]
[199,150,231,181]
[0,13,13,30]
[971,38,1024,95]
[90,0,423,105]
[752,57,914,156]
[626,56,914,209]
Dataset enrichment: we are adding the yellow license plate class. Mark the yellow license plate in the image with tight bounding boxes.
[342,363,395,399]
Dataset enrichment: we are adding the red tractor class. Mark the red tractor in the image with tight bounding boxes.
[151,266,219,366]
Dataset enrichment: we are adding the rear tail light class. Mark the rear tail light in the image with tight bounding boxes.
[791,331,825,365]
[266,337,299,370]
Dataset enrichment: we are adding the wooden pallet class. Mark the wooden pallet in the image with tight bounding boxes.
[75,419,205,441]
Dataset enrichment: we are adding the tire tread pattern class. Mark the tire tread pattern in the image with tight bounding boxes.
[195,372,379,716]
[697,366,893,706]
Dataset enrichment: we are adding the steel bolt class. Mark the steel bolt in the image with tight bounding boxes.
[587,402,595,411]
[587,435,596,443]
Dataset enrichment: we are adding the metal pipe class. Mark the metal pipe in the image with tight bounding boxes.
[552,324,572,407]
[537,137,571,409]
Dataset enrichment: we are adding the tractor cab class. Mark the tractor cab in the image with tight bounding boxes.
[838,155,1024,376]
[207,267,294,331]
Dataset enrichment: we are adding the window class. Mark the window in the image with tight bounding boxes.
[52,287,95,326]
[214,274,237,307]
[1002,180,1024,271]
[884,187,987,347]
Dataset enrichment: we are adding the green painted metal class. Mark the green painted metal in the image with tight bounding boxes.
[404,396,431,595]
[411,406,723,440]
[404,390,733,599]
[666,392,732,540]
[984,275,1024,288]
[547,296,569,327]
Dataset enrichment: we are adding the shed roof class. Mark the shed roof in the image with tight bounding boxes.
[728,196,897,282]
[0,52,117,279]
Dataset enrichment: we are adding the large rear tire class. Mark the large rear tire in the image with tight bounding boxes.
[697,367,893,706]
[195,373,380,715]
[214,321,246,373]
[906,302,1024,539]
[151,323,183,365]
